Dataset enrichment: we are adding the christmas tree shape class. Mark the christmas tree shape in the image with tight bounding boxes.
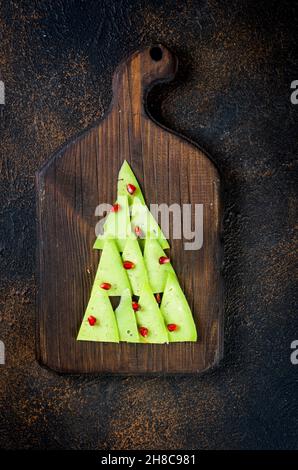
[77,160,197,344]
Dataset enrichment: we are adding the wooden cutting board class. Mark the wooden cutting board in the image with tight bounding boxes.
[36,45,223,374]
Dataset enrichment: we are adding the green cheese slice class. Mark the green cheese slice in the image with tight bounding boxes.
[160,273,197,342]
[136,282,169,344]
[77,290,119,342]
[130,197,170,250]
[115,288,140,342]
[93,195,131,252]
[94,238,131,296]
[144,238,176,293]
[117,160,145,205]
[122,235,149,295]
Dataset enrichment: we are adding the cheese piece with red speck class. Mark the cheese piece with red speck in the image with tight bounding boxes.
[115,289,140,343]
[160,273,197,342]
[93,195,131,252]
[94,239,131,296]
[135,282,168,344]
[77,290,119,342]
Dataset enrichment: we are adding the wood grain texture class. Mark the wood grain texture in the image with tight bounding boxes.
[36,45,223,374]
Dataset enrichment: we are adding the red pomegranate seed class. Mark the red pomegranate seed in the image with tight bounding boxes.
[155,293,161,303]
[167,323,178,332]
[100,282,111,290]
[139,326,148,337]
[134,226,142,237]
[88,315,96,326]
[111,203,120,212]
[132,301,140,311]
[123,260,135,270]
[127,183,136,195]
[159,256,170,265]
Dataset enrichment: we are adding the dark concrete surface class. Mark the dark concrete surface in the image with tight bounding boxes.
[0,0,297,449]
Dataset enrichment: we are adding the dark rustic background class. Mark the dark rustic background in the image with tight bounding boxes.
[0,0,297,450]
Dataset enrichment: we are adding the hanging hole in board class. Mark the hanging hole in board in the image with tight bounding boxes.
[150,46,163,62]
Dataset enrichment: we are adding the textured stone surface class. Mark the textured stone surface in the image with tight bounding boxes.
[0,0,297,449]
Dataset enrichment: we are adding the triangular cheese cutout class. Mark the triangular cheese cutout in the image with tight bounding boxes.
[77,290,119,342]
[160,273,197,342]
[122,235,149,295]
[131,197,170,250]
[136,282,168,344]
[115,288,140,342]
[94,238,131,296]
[93,195,131,252]
[117,160,145,205]
[144,238,176,293]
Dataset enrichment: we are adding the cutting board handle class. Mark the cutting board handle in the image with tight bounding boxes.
[112,45,177,116]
